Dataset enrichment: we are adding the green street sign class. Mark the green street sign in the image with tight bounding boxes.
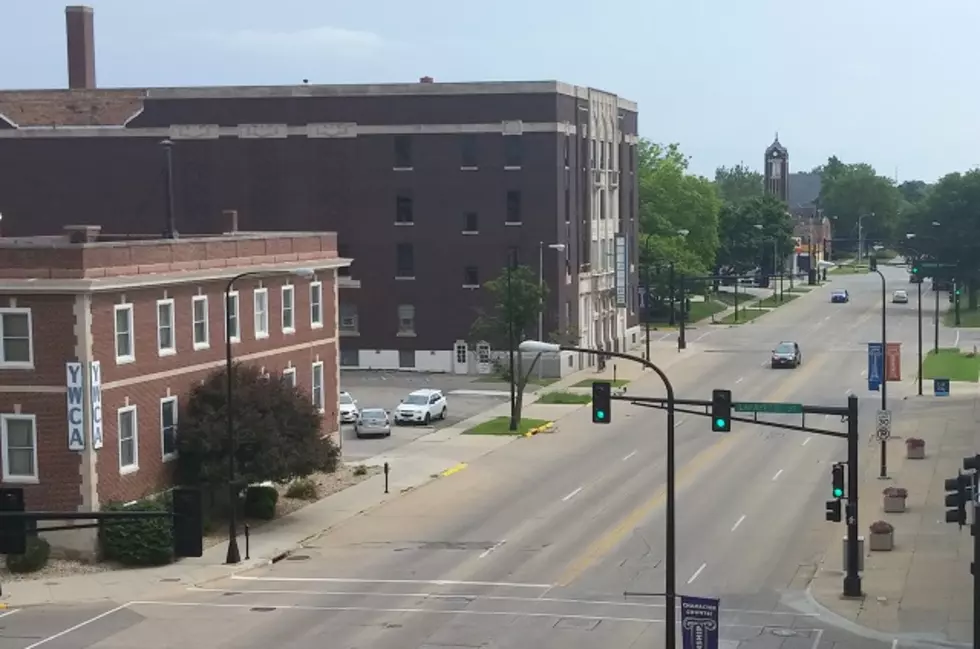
[733,401,804,414]
[920,262,956,269]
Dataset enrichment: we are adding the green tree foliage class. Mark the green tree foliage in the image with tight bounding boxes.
[176,364,339,491]
[714,164,764,204]
[816,158,901,252]
[716,195,795,276]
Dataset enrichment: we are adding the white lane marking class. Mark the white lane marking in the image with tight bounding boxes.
[735,377,744,384]
[230,575,552,588]
[623,450,637,461]
[823,315,831,321]
[955,329,961,347]
[760,360,769,368]
[0,609,19,619]
[812,629,825,649]
[658,332,672,342]
[562,487,583,502]
[845,389,852,396]
[890,639,897,649]
[24,603,129,649]
[696,331,711,341]
[687,563,707,584]
[802,436,812,446]
[731,515,746,532]
[860,370,867,377]
[772,469,784,481]
[479,540,506,559]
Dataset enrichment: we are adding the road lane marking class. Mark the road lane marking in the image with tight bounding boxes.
[0,608,18,618]
[441,463,468,477]
[230,576,552,588]
[735,377,744,384]
[562,487,583,502]
[860,370,867,377]
[955,329,961,347]
[802,436,812,446]
[731,515,746,532]
[890,639,897,649]
[479,540,506,559]
[24,603,130,649]
[844,389,852,396]
[623,450,637,461]
[687,563,707,584]
[772,469,783,481]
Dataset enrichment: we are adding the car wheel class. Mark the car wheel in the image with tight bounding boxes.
[424,413,431,425]
[386,429,392,437]
[771,362,777,369]
[441,407,447,420]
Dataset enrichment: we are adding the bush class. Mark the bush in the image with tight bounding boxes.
[905,437,925,448]
[870,520,894,534]
[285,478,318,501]
[6,536,51,573]
[883,487,908,498]
[353,464,368,476]
[243,485,278,520]
[100,498,173,566]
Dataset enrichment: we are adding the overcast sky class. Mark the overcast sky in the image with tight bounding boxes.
[2,0,977,183]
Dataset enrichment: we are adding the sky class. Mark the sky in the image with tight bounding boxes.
[2,0,978,183]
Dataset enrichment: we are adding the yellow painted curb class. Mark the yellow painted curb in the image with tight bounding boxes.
[523,422,556,438]
[440,462,468,477]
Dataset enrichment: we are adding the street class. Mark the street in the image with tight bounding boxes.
[3,267,949,649]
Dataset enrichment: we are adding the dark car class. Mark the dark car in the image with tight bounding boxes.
[771,341,802,369]
[831,289,849,303]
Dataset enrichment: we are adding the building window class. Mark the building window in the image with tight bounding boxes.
[563,135,570,167]
[398,304,416,335]
[282,367,297,388]
[506,190,522,224]
[463,211,478,233]
[394,135,413,169]
[396,243,415,279]
[337,242,352,278]
[156,298,175,356]
[192,296,209,350]
[118,405,138,473]
[254,288,269,339]
[564,187,571,223]
[464,266,479,288]
[1,414,37,482]
[225,291,240,343]
[504,135,523,168]
[600,141,607,169]
[461,134,478,168]
[114,304,135,363]
[311,361,324,413]
[160,397,177,461]
[310,281,323,328]
[340,303,359,333]
[0,308,33,368]
[396,192,414,224]
[281,284,295,334]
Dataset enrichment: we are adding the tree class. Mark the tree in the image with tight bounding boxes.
[176,364,338,497]
[714,164,764,204]
[469,264,547,427]
[715,195,795,276]
[817,159,901,253]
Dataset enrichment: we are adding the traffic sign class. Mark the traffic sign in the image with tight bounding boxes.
[875,409,892,441]
[867,343,883,392]
[934,378,951,397]
[733,401,803,414]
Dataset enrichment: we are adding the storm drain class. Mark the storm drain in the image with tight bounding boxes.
[250,607,277,612]
[286,554,311,561]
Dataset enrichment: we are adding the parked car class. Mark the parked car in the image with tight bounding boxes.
[394,389,448,426]
[892,289,909,304]
[355,408,391,438]
[771,341,802,369]
[831,289,850,303]
[339,391,359,424]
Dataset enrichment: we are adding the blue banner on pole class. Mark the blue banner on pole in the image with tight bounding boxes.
[681,595,720,649]
[867,342,883,392]
[934,378,950,397]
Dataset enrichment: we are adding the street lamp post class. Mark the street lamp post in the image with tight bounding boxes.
[906,234,925,396]
[870,260,888,479]
[538,242,566,380]
[224,267,314,565]
[518,339,679,649]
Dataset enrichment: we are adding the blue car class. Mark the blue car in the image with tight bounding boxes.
[831,289,849,303]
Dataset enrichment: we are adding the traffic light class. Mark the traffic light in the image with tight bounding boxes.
[944,474,969,526]
[171,487,204,558]
[0,487,26,555]
[911,262,921,276]
[711,389,732,432]
[825,499,842,522]
[831,462,845,499]
[592,381,612,424]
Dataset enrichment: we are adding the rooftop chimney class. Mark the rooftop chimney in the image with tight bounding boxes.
[66,6,96,89]
[419,76,434,84]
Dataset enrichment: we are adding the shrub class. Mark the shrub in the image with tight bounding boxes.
[285,478,318,501]
[883,487,908,498]
[99,498,173,566]
[243,485,278,520]
[6,536,51,574]
[353,464,368,476]
[870,520,894,534]
[906,437,925,448]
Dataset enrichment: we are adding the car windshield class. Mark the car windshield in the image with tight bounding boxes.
[339,394,353,405]
[895,290,906,295]
[404,395,429,405]
[775,343,795,354]
[361,409,386,419]
[833,291,846,296]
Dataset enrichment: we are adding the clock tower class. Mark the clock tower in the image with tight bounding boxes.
[764,134,789,202]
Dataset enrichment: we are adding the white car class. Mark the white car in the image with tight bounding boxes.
[394,389,448,426]
[339,391,359,424]
[892,290,909,304]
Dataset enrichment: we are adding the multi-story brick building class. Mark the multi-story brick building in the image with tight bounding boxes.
[0,222,348,555]
[0,6,641,375]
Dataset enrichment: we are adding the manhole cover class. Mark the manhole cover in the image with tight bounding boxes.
[250,607,276,612]
[286,554,310,561]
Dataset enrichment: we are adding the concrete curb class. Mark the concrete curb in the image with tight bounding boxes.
[523,422,556,437]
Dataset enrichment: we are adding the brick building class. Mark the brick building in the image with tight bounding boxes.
[0,223,348,555]
[0,6,641,376]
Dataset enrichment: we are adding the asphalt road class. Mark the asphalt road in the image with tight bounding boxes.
[8,267,937,649]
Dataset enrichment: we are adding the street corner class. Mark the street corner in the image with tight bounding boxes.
[523,421,556,437]
[439,462,468,478]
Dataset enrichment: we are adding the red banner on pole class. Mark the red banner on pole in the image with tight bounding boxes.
[886,342,902,382]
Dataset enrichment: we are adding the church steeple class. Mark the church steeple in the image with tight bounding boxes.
[764,134,789,202]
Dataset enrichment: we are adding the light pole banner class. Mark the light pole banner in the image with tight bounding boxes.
[66,362,86,451]
[90,361,104,449]
[615,234,628,308]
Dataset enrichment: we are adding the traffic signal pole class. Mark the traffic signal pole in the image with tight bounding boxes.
[918,279,923,396]
[844,394,862,597]
[871,258,889,479]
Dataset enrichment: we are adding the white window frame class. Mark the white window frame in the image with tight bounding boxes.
[311,361,325,413]
[281,284,296,334]
[310,281,323,329]
[1,414,38,483]
[156,298,176,356]
[0,307,34,369]
[254,288,269,339]
[160,396,178,462]
[225,291,240,344]
[192,295,210,350]
[283,367,297,388]
[114,303,135,364]
[118,405,139,474]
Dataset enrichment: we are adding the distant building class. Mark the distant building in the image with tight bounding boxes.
[0,222,348,557]
[764,135,789,202]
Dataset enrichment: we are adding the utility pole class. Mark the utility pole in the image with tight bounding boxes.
[668,263,676,326]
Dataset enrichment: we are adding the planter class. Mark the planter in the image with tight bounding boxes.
[906,438,926,460]
[882,487,908,513]
[869,531,894,551]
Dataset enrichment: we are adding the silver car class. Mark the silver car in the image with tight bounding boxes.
[354,408,391,438]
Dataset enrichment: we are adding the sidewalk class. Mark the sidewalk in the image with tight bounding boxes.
[2,339,691,608]
[807,394,977,645]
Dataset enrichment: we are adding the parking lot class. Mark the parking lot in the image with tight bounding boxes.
[338,370,542,461]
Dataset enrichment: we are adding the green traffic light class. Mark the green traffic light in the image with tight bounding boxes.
[833,488,844,498]
[715,418,726,428]
[596,411,606,420]
[912,267,919,274]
